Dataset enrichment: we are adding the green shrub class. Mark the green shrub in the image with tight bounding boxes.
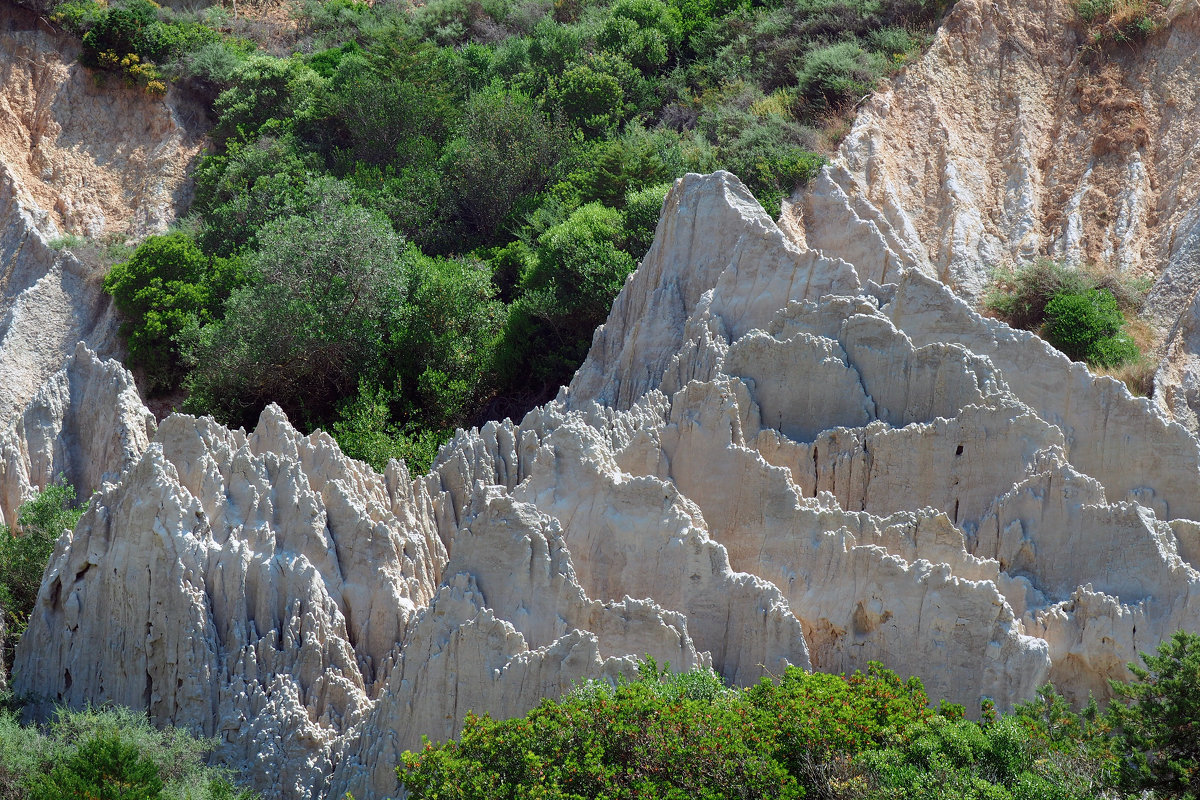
[212,56,325,145]
[331,383,449,474]
[103,232,245,393]
[795,40,887,108]
[551,61,627,135]
[400,661,803,799]
[1,705,259,800]
[1042,289,1138,367]
[191,136,325,257]
[986,259,1145,370]
[622,181,672,256]
[527,202,635,324]
[596,0,684,74]
[0,479,84,671]
[985,259,1094,331]
[29,734,164,800]
[699,107,825,215]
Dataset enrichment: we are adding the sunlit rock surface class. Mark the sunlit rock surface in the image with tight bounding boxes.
[15,171,1200,799]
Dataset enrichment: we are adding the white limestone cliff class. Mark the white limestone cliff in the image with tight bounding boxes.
[0,0,202,520]
[14,170,1200,800]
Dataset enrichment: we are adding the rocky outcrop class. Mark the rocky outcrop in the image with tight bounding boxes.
[16,171,1200,800]
[0,342,155,524]
[775,0,1200,431]
[789,0,1200,312]
[0,0,204,513]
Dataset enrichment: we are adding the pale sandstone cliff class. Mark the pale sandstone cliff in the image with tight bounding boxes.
[9,0,1200,792]
[15,172,1200,800]
[781,0,1200,429]
[0,0,202,522]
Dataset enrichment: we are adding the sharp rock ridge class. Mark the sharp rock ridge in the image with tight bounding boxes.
[15,169,1200,799]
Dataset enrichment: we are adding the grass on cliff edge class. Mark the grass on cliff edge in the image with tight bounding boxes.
[398,636,1200,800]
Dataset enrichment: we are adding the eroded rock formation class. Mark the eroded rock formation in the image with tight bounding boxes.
[14,171,1200,800]
[0,0,202,520]
[779,0,1200,431]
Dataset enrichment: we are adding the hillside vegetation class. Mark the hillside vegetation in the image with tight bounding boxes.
[46,0,948,469]
[401,640,1200,800]
[0,702,260,800]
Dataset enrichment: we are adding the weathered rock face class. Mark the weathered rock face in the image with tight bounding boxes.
[777,0,1200,431]
[0,342,156,524]
[17,171,1200,800]
[0,0,203,490]
[789,0,1200,313]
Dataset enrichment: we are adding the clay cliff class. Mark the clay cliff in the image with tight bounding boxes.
[8,0,1200,796]
[0,0,202,522]
[13,171,1200,800]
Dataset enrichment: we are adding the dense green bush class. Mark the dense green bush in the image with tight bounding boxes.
[1043,289,1139,367]
[795,41,889,108]
[400,635,1200,800]
[397,661,1058,799]
[0,479,84,671]
[52,0,224,93]
[391,255,508,428]
[103,232,245,392]
[331,384,449,474]
[0,705,258,800]
[986,259,1145,370]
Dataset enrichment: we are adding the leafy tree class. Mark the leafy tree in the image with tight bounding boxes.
[212,56,325,145]
[103,232,245,392]
[1108,630,1200,796]
[191,136,326,257]
[439,86,566,240]
[551,61,626,135]
[392,255,508,428]
[307,40,460,167]
[527,202,635,330]
[184,197,408,427]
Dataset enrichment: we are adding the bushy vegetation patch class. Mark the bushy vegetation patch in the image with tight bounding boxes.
[1073,0,1168,46]
[50,0,950,470]
[0,703,258,800]
[0,479,84,672]
[986,258,1149,380]
[400,633,1200,799]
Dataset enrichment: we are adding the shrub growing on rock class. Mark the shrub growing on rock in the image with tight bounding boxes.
[1043,288,1139,367]
[0,479,84,671]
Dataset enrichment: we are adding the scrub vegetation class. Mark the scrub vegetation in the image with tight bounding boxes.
[46,0,948,470]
